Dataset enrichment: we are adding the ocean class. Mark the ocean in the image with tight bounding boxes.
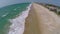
[0,3,31,34]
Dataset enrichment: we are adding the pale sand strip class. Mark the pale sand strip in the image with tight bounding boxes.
[24,3,40,34]
[24,3,60,34]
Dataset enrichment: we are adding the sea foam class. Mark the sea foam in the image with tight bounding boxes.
[8,4,32,34]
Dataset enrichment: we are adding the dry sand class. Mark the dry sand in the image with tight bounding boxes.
[24,3,60,34]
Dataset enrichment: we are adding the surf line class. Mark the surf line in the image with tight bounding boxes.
[8,4,32,34]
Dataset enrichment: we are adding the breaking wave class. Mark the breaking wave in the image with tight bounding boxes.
[8,4,32,34]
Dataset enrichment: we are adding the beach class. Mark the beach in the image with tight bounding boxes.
[24,3,60,34]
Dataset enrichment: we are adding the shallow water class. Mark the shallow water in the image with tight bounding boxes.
[0,3,30,34]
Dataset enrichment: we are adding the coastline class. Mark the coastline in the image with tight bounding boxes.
[24,3,60,34]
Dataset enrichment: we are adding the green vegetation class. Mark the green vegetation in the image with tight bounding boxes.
[42,3,60,15]
[37,2,60,15]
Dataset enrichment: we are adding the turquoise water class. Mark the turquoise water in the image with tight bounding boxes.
[0,3,30,34]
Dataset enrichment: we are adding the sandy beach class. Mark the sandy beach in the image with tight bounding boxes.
[24,3,60,34]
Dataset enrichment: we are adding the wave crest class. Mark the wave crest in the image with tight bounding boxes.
[8,4,32,34]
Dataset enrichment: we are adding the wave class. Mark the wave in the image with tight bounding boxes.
[8,4,32,34]
[1,13,8,17]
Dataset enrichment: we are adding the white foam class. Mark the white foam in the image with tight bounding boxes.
[8,4,32,34]
[1,13,8,17]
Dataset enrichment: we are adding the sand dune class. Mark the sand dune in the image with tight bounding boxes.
[24,3,60,34]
